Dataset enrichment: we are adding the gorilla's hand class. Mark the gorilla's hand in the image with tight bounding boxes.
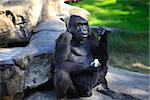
[96,27,106,36]
[91,59,101,68]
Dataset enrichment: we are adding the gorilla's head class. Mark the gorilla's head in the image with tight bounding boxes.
[68,15,90,43]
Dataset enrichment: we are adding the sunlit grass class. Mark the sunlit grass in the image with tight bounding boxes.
[72,0,149,73]
[109,32,149,73]
[72,0,149,32]
[95,0,116,6]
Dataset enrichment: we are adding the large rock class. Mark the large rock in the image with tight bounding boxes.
[0,19,66,99]
[0,0,43,45]
[0,0,91,99]
[0,0,90,46]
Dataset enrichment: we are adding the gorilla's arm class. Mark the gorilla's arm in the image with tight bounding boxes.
[91,28,109,66]
[60,61,99,76]
[90,28,110,89]
[55,32,72,65]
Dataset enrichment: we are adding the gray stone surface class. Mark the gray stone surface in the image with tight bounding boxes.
[0,48,23,64]
[105,66,149,100]
[0,18,66,97]
[24,66,150,100]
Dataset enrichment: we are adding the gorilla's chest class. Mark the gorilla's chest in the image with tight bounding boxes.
[68,43,93,64]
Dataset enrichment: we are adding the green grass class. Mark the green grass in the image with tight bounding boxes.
[109,31,149,74]
[72,0,149,73]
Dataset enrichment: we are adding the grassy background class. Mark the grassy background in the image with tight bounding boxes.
[72,0,149,73]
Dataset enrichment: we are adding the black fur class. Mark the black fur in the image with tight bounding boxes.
[53,15,109,99]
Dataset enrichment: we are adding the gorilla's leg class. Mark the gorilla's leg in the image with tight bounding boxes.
[67,82,79,98]
[100,66,109,90]
[101,77,109,90]
[72,75,93,97]
[53,70,79,99]
[53,70,69,98]
[92,66,109,90]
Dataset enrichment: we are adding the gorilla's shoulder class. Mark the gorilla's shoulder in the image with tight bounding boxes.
[57,31,72,43]
[61,31,72,37]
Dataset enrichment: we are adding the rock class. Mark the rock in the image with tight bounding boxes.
[0,63,25,98]
[0,0,90,46]
[24,19,66,88]
[0,0,91,99]
[23,66,149,100]
[23,91,57,100]
[0,18,66,99]
[0,0,43,44]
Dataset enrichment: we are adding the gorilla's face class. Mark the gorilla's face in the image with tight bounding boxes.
[68,15,90,43]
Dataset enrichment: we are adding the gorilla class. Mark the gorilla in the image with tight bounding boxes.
[53,15,109,99]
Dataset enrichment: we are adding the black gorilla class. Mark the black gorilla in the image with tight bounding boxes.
[53,15,109,99]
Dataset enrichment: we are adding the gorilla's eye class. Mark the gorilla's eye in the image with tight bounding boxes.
[78,23,82,26]
[83,23,88,26]
[77,23,88,27]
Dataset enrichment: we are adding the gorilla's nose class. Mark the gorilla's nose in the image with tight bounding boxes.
[81,28,88,34]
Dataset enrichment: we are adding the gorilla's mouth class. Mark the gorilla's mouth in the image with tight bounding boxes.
[81,34,88,38]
